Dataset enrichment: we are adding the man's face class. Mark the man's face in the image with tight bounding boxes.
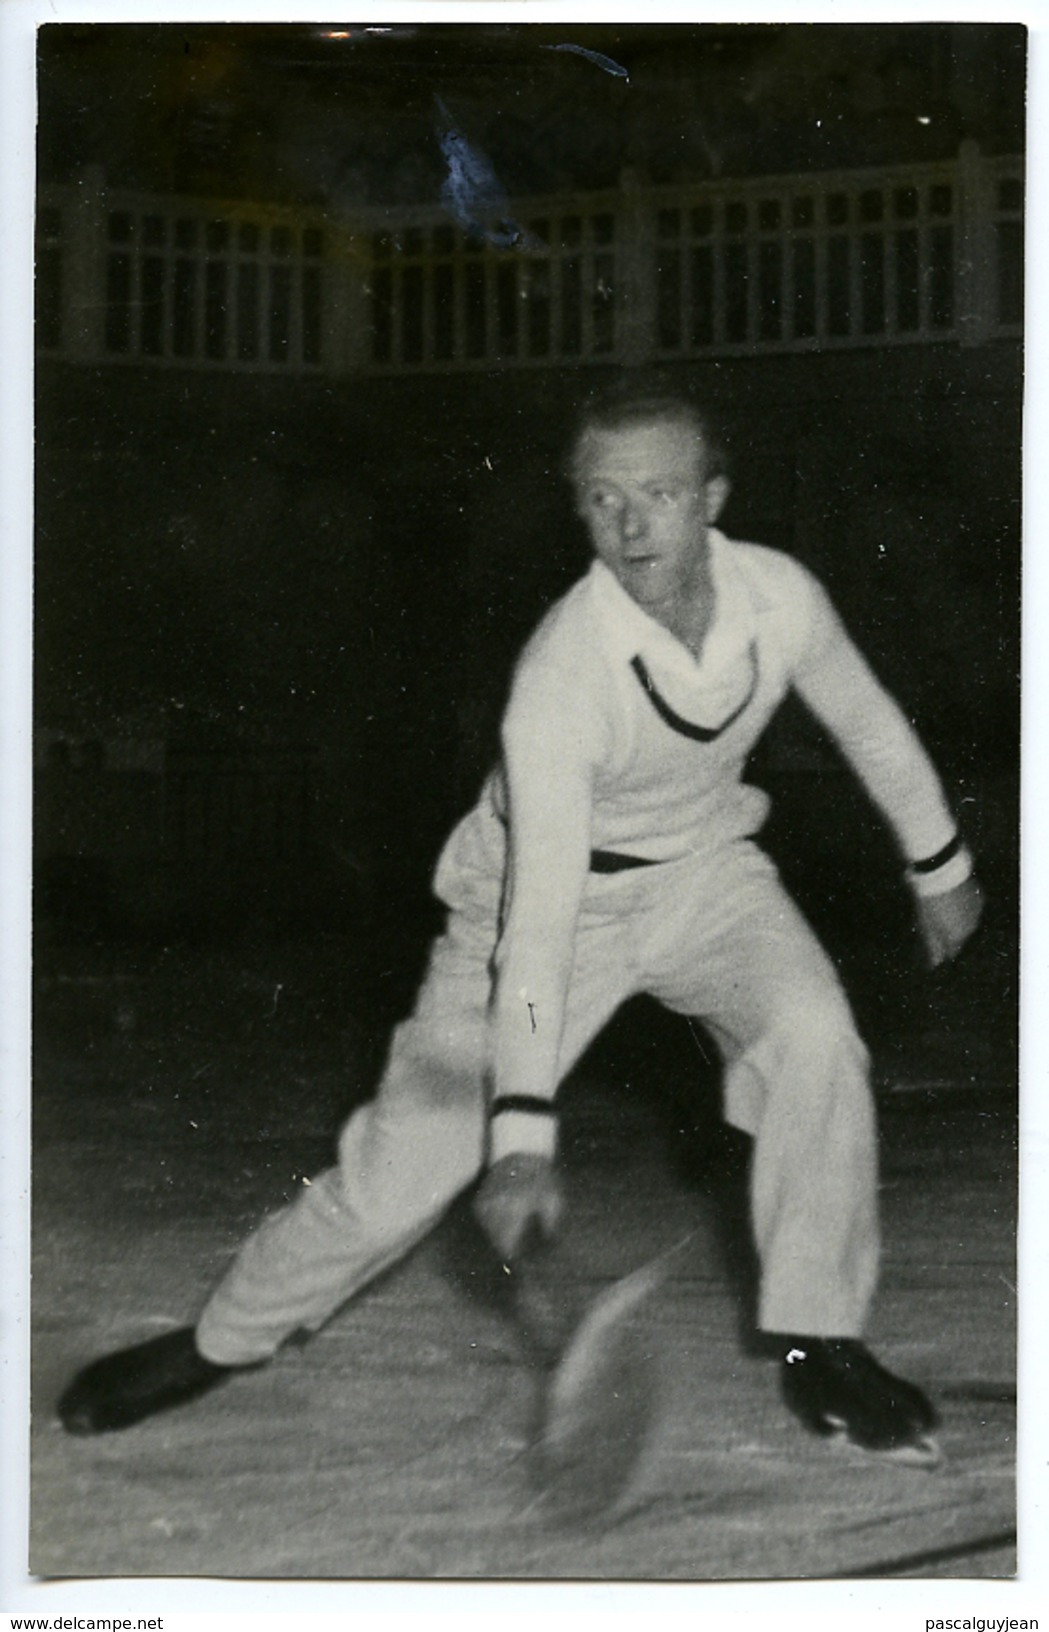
[572,417,729,612]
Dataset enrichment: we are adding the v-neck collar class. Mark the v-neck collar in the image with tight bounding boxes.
[589,531,763,684]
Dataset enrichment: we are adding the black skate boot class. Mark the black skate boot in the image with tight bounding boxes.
[58,1327,244,1434]
[781,1337,941,1466]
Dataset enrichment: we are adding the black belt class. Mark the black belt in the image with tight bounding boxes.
[589,849,661,874]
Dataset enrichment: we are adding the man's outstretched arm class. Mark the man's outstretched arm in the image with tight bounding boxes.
[472,642,601,1260]
[791,577,985,968]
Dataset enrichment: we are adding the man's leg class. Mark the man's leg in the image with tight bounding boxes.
[643,845,936,1456]
[58,908,499,1432]
[59,880,636,1431]
[196,916,497,1366]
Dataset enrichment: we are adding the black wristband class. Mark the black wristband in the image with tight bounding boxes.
[490,1094,558,1118]
[909,833,963,875]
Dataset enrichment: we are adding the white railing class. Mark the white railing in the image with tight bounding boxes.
[645,148,1023,357]
[36,144,1022,376]
[36,178,334,372]
[362,191,622,371]
[650,163,953,354]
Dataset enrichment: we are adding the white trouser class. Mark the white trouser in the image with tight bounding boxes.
[196,841,878,1364]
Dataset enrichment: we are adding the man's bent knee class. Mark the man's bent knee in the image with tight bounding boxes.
[766,983,868,1076]
[337,1099,485,1235]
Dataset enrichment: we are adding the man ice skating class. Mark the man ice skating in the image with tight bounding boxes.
[59,380,983,1457]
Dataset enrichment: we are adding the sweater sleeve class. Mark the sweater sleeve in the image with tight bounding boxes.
[486,629,608,1160]
[790,568,964,870]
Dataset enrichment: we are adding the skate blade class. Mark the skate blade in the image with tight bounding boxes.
[823,1415,944,1470]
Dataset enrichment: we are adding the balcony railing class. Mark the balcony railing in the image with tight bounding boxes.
[36,185,332,373]
[364,192,623,371]
[647,156,1023,354]
[36,143,1022,376]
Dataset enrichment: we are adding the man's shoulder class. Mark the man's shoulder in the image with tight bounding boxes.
[514,571,604,675]
[502,572,612,743]
[724,536,821,603]
[721,536,834,670]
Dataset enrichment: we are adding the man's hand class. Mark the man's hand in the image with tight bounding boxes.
[473,1153,564,1263]
[916,875,985,968]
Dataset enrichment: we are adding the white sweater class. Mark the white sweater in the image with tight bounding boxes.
[436,531,966,1143]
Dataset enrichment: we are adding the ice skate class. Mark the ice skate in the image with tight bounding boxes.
[782,1337,941,1467]
[58,1327,241,1435]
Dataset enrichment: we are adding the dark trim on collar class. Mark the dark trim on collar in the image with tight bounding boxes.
[631,643,759,742]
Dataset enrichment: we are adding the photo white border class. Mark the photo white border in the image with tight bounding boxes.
[3,3,1044,1625]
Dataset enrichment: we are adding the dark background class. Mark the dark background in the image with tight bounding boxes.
[34,22,1022,1058]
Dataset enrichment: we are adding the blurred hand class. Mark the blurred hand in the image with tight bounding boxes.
[473,1153,564,1263]
[916,875,986,968]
